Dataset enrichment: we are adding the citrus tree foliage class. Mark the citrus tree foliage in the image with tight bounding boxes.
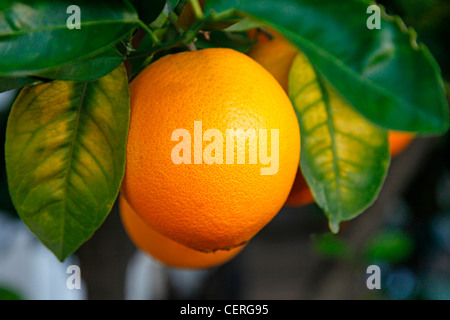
[0,0,448,260]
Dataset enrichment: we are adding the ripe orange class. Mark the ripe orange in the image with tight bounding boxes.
[119,196,244,269]
[247,29,415,208]
[121,48,300,252]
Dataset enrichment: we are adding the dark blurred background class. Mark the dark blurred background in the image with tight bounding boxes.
[0,0,449,300]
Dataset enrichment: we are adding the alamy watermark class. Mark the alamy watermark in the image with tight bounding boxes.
[66,265,81,290]
[367,5,381,30]
[66,5,81,29]
[171,121,280,175]
[366,265,381,289]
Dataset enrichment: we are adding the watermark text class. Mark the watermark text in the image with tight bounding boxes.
[171,121,279,175]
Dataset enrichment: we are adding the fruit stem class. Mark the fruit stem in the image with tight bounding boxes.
[186,41,197,51]
[182,18,205,45]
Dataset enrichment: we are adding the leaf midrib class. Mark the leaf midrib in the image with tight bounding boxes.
[58,82,88,259]
[312,69,343,223]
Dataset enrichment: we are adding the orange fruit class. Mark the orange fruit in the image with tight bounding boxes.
[247,31,310,208]
[389,130,415,157]
[283,168,314,207]
[121,48,300,252]
[246,31,297,92]
[120,196,244,269]
[247,28,272,43]
[247,29,415,208]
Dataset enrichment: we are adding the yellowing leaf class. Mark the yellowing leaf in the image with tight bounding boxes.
[289,52,390,232]
[5,65,130,261]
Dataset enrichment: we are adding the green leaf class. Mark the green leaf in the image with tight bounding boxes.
[0,46,125,86]
[0,0,138,77]
[289,52,390,232]
[5,64,130,261]
[224,17,265,32]
[205,0,449,134]
[36,47,125,82]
